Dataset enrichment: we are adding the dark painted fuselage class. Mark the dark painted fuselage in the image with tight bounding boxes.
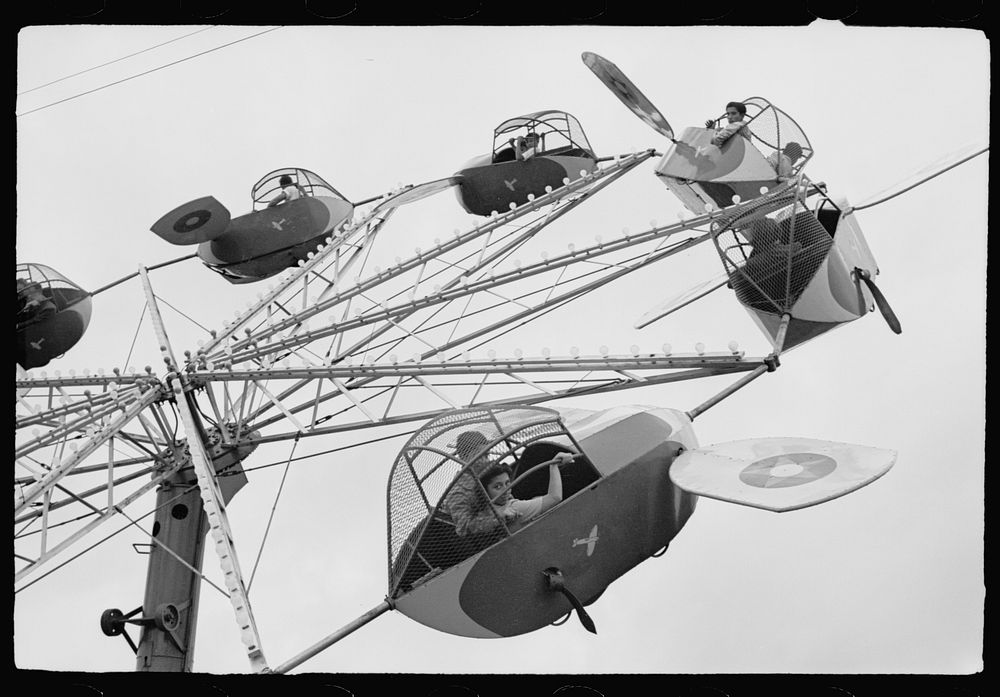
[198,196,353,283]
[16,288,92,370]
[455,153,597,217]
[393,407,699,638]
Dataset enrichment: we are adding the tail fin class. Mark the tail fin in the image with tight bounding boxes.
[151,195,231,245]
[670,437,896,512]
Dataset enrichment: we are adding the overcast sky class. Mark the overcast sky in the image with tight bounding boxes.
[15,24,986,677]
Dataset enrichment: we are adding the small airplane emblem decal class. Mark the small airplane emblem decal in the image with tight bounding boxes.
[504,178,518,191]
[271,218,287,231]
[30,338,46,351]
[572,525,600,557]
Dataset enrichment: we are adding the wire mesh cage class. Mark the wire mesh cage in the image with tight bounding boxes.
[741,97,814,178]
[386,405,578,597]
[712,184,834,314]
[492,111,596,161]
[16,263,91,329]
[250,167,349,209]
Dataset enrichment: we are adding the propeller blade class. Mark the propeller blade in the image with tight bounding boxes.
[543,567,598,634]
[851,142,987,212]
[581,52,674,141]
[563,589,598,635]
[856,268,902,334]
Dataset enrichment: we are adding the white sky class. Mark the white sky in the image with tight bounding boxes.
[15,24,987,677]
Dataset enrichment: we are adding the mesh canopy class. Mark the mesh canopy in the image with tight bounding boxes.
[492,110,594,157]
[250,167,349,209]
[386,406,575,597]
[713,187,833,314]
[16,263,86,292]
[733,97,813,178]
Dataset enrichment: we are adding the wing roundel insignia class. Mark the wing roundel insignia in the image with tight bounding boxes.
[151,195,231,246]
[173,209,213,233]
[739,453,837,489]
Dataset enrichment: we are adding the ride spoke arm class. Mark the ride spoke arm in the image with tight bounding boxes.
[138,266,270,674]
[15,463,159,525]
[235,362,759,451]
[197,205,397,357]
[202,151,658,364]
[14,464,180,583]
[195,353,761,439]
[15,387,163,513]
[220,218,713,368]
[234,243,734,434]
[219,179,644,420]
[16,395,139,459]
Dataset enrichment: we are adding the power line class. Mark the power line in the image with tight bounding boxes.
[16,26,283,118]
[17,26,216,97]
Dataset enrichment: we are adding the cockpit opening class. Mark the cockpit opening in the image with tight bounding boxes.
[490,111,596,164]
[657,97,816,214]
[16,263,90,328]
[250,167,349,210]
[387,406,600,598]
[712,186,835,314]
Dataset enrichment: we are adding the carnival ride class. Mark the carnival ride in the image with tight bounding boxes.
[453,110,599,216]
[14,52,987,675]
[16,263,93,370]
[151,167,457,284]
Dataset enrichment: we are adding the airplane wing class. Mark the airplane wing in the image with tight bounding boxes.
[851,141,988,212]
[635,270,731,329]
[371,177,462,215]
[670,437,896,512]
[581,52,674,140]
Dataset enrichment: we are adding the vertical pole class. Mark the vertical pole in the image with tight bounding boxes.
[134,473,208,672]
